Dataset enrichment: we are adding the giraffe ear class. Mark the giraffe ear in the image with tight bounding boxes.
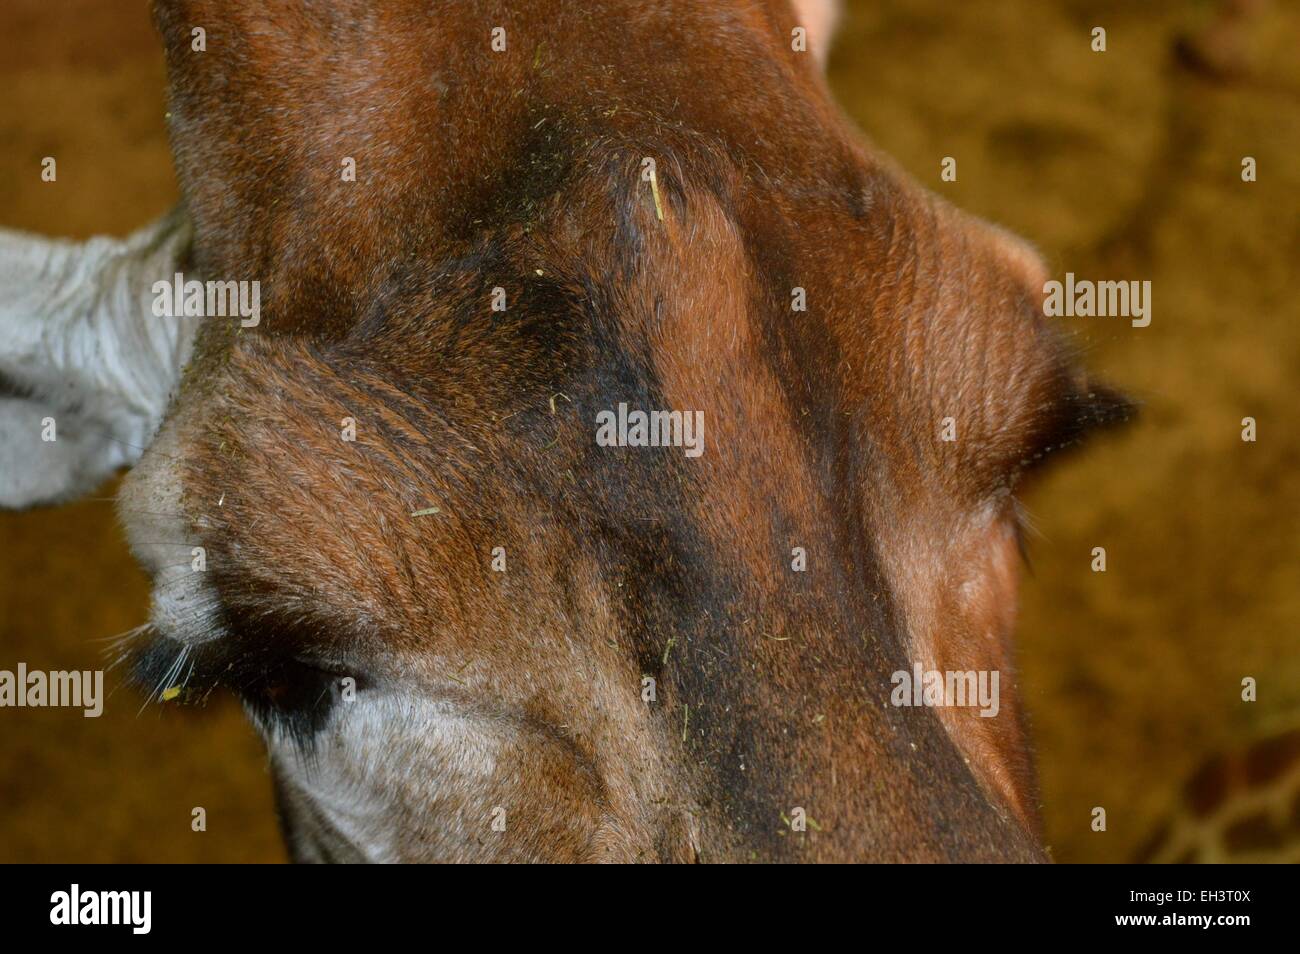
[790,0,841,68]
[0,208,195,509]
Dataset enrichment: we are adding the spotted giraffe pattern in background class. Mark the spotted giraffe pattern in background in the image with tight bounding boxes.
[1135,727,1300,863]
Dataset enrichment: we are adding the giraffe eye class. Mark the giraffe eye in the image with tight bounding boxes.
[254,656,346,712]
[130,598,372,753]
[235,653,366,750]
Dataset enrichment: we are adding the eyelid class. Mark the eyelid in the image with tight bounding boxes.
[209,599,372,680]
[292,653,359,676]
[289,654,375,696]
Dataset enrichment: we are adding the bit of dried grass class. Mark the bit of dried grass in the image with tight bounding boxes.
[648,167,665,222]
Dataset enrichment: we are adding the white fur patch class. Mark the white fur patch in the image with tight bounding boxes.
[271,694,501,863]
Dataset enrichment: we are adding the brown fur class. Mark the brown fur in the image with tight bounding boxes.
[127,0,1127,861]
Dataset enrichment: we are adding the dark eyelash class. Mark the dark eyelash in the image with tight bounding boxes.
[1065,384,1138,437]
[1019,383,1137,475]
[128,608,367,757]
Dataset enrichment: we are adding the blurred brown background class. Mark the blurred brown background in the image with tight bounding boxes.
[1,0,1296,862]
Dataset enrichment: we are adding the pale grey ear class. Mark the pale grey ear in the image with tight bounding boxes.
[791,0,841,67]
[0,208,197,509]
